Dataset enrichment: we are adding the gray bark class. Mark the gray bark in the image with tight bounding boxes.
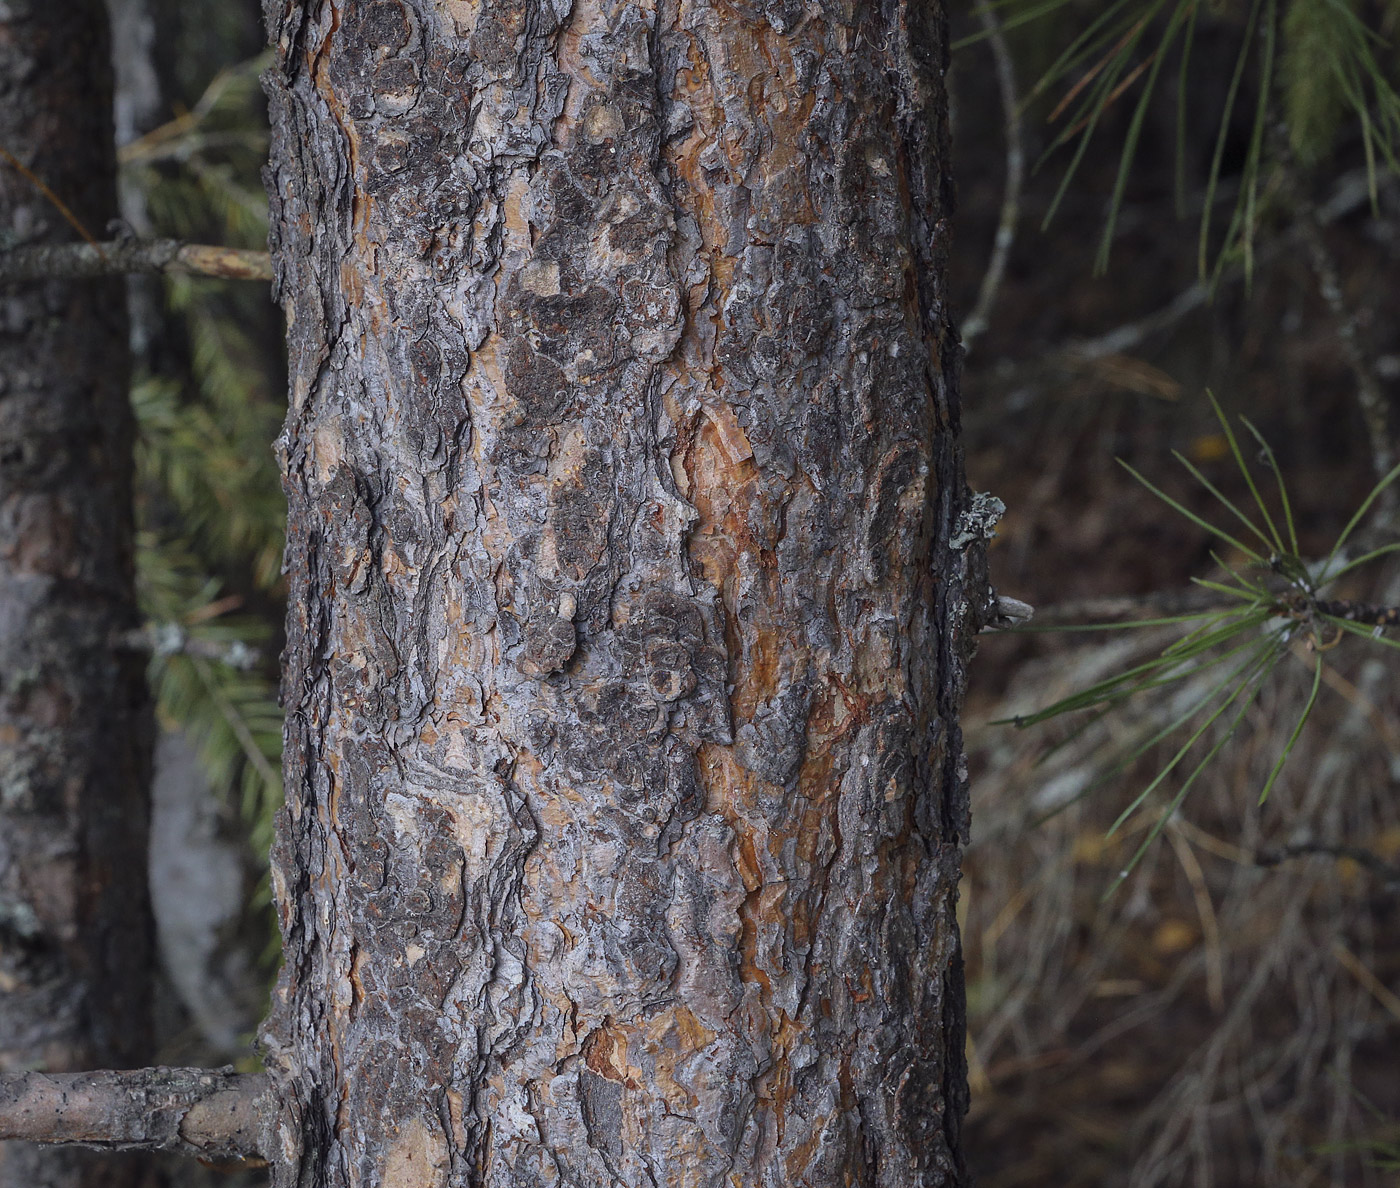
[0,1069,267,1163]
[261,2,976,1185]
[0,241,273,284]
[0,2,155,1187]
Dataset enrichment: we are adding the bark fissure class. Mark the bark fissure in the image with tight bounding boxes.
[262,1,973,1184]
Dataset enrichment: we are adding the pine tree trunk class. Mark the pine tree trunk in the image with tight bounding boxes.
[0,2,155,1187]
[262,2,974,1184]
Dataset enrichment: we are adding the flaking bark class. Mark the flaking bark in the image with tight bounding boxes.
[0,2,155,1187]
[262,2,975,1185]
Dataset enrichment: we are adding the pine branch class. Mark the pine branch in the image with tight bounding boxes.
[1287,595,1400,627]
[0,238,271,282]
[0,1068,270,1161]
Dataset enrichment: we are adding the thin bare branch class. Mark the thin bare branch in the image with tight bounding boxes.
[1290,595,1400,627]
[962,0,1024,347]
[0,143,103,248]
[1062,166,1388,363]
[1298,211,1398,499]
[0,238,272,283]
[1271,132,1400,515]
[0,1068,270,1162]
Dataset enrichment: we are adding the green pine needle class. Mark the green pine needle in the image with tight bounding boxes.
[1117,458,1265,560]
[965,0,1400,273]
[1258,652,1324,803]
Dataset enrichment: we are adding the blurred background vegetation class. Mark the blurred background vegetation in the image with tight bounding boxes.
[950,0,1400,1183]
[92,0,1400,1183]
[108,0,282,1072]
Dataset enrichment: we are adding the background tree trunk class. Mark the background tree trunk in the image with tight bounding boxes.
[262,1,975,1184]
[0,2,155,1187]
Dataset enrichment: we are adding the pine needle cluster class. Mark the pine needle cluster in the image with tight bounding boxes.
[959,0,1400,275]
[1002,396,1400,891]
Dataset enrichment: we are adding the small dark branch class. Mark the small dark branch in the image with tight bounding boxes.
[1288,595,1400,628]
[968,169,1389,404]
[1256,842,1400,889]
[1066,281,1212,363]
[0,1068,270,1161]
[0,144,103,248]
[1064,167,1386,364]
[0,239,272,283]
[1300,217,1397,497]
[1275,136,1400,512]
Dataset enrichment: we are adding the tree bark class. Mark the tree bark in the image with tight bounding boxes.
[0,3,155,1187]
[262,2,975,1185]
